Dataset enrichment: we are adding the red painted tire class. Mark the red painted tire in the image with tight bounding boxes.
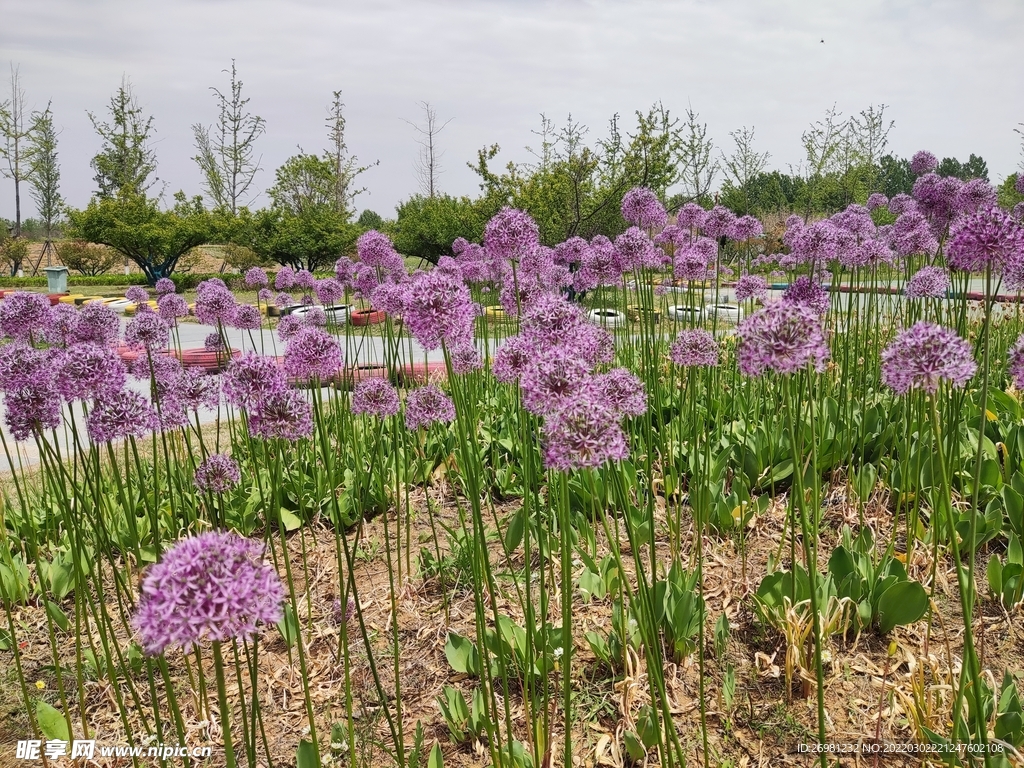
[397,361,448,386]
[176,348,241,373]
[46,293,65,306]
[349,309,385,326]
[331,364,390,390]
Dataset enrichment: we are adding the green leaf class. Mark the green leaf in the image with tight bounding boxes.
[35,700,70,741]
[877,581,928,633]
[45,601,70,633]
[278,508,302,532]
[428,743,444,768]
[296,738,319,768]
[276,604,299,648]
[504,508,525,551]
[1004,485,1024,538]
[444,632,480,676]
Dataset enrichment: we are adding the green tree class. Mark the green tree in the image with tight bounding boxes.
[391,194,489,263]
[998,173,1023,211]
[192,60,265,214]
[0,65,33,239]
[88,78,158,198]
[719,126,770,214]
[676,107,717,205]
[268,152,337,215]
[27,104,63,242]
[66,192,215,282]
[56,240,120,276]
[357,209,384,229]
[877,154,914,198]
[0,230,29,276]
[242,206,359,272]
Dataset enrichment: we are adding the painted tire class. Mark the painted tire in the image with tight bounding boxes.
[704,304,742,322]
[176,348,241,373]
[349,309,386,326]
[666,305,703,322]
[397,361,448,386]
[484,305,508,320]
[587,308,627,328]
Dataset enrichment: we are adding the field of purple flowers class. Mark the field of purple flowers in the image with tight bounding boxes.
[2,154,1024,767]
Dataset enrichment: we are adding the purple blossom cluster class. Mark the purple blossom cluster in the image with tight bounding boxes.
[736,301,830,377]
[193,454,241,493]
[620,187,668,230]
[881,322,976,395]
[351,378,401,418]
[905,266,950,299]
[670,329,720,367]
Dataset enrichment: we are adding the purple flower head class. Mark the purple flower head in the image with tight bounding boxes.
[301,306,327,328]
[125,312,170,351]
[910,151,939,175]
[404,385,456,430]
[1015,203,1024,224]
[55,343,127,401]
[947,206,1024,274]
[284,327,344,381]
[158,293,190,323]
[542,395,628,471]
[451,237,470,256]
[357,230,400,268]
[0,344,52,393]
[131,531,285,655]
[484,207,540,262]
[275,291,294,308]
[1008,334,1024,389]
[168,367,220,413]
[4,382,62,441]
[275,266,296,290]
[782,276,830,315]
[194,280,238,326]
[955,178,997,215]
[519,293,586,348]
[492,335,534,383]
[0,292,51,342]
[670,329,720,367]
[350,378,400,418]
[223,353,288,409]
[676,203,707,233]
[155,278,176,296]
[866,193,889,211]
[276,314,304,341]
[913,173,962,233]
[905,266,950,299]
[554,236,591,267]
[244,267,269,289]
[194,454,241,493]
[294,269,315,291]
[403,269,475,351]
[588,368,648,418]
[449,344,483,374]
[736,301,830,377]
[735,273,768,302]
[614,227,661,270]
[728,215,764,242]
[315,278,345,306]
[233,304,263,331]
[881,322,976,395]
[44,304,80,347]
[249,388,313,441]
[126,286,150,305]
[857,238,894,267]
[518,346,590,415]
[204,332,226,353]
[701,206,737,239]
[889,211,939,257]
[334,256,356,286]
[371,282,407,316]
[621,187,667,229]
[257,288,274,304]
[673,238,717,281]
[87,389,159,443]
[888,193,918,216]
[791,220,840,265]
[831,205,876,239]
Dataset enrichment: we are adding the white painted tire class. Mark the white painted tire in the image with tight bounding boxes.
[704,303,742,322]
[666,305,703,322]
[588,308,627,328]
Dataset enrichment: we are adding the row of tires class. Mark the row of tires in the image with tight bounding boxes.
[586,304,743,327]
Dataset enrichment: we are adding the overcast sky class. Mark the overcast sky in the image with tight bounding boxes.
[2,0,1022,221]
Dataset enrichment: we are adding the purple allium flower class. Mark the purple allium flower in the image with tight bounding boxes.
[866,193,889,211]
[955,179,997,215]
[449,344,482,374]
[284,327,344,381]
[168,367,221,412]
[155,278,176,295]
[905,266,951,299]
[674,238,716,281]
[728,215,764,242]
[275,292,294,309]
[402,269,475,351]
[790,221,841,265]
[1015,203,1024,223]
[484,207,540,261]
[132,531,285,655]
[881,322,976,395]
[701,206,737,239]
[350,378,400,418]
[71,302,118,347]
[0,292,51,342]
[249,388,313,440]
[295,269,315,291]
[519,293,586,348]
[244,267,269,289]
[334,256,356,285]
[670,329,719,367]
[275,266,296,290]
[55,344,127,401]
[194,280,238,326]
[370,282,407,316]
[541,396,628,471]
[43,304,79,347]
[735,274,768,302]
[0,343,51,392]
[404,385,456,430]
[315,278,345,306]
[910,151,939,175]
[621,187,668,229]
[518,346,590,415]
[194,454,241,493]
[888,193,918,216]
[857,238,894,267]
[947,206,1024,274]
[554,236,591,267]
[302,307,327,327]
[492,335,534,383]
[736,301,830,377]
[782,275,830,315]
[233,305,263,331]
[257,288,275,304]
[204,332,226,353]
[831,205,876,240]
[614,226,661,270]
[222,353,288,410]
[1008,334,1024,388]
[913,172,962,233]
[676,203,708,232]
[276,314,304,341]
[126,286,150,305]
[589,368,647,418]
[4,382,62,441]
[889,211,939,257]
[125,312,170,350]
[87,389,159,443]
[1014,174,1024,196]
[357,230,400,268]
[158,293,190,323]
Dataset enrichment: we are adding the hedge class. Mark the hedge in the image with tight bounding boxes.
[0,273,244,290]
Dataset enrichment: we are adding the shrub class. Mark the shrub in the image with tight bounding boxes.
[56,240,121,276]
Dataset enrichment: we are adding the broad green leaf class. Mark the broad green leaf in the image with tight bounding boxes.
[296,739,318,768]
[428,743,444,768]
[444,632,480,676]
[35,700,70,741]
[877,581,928,633]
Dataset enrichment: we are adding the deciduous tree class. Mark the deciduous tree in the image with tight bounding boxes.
[88,77,158,198]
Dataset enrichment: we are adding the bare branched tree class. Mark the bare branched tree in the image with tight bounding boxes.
[677,107,717,205]
[325,90,377,215]
[0,65,34,238]
[192,60,265,213]
[847,104,894,166]
[721,126,770,213]
[404,101,452,198]
[27,104,63,272]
